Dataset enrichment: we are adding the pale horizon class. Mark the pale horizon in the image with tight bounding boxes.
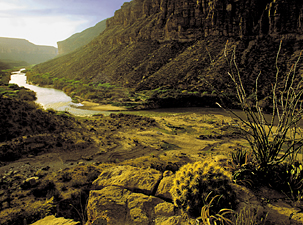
[0,0,130,48]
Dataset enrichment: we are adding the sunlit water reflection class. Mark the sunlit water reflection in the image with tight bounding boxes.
[9,69,109,116]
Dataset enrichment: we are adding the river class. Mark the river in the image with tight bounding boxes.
[9,69,244,118]
[9,69,112,116]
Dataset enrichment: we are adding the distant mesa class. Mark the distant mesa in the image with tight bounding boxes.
[0,37,58,65]
[57,19,107,55]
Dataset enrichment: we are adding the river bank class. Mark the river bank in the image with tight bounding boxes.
[77,101,127,111]
[9,69,129,116]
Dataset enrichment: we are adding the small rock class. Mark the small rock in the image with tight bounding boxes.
[28,155,34,158]
[78,162,85,166]
[154,202,175,217]
[82,156,93,161]
[6,171,13,176]
[21,176,39,189]
[2,201,9,209]
[96,149,107,155]
[14,174,23,179]
[155,172,175,200]
[35,169,46,178]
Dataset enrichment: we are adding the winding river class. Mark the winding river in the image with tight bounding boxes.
[9,69,238,118]
[9,69,111,116]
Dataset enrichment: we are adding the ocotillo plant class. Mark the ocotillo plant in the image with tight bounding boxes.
[217,40,303,170]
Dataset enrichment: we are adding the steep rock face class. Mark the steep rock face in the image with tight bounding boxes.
[0,38,57,64]
[106,0,303,44]
[30,0,303,108]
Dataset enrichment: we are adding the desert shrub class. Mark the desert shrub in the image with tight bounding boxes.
[170,161,236,217]
[196,193,235,225]
[217,40,303,171]
[260,161,303,201]
[8,83,19,90]
[16,88,36,101]
[228,148,256,186]
[233,206,267,225]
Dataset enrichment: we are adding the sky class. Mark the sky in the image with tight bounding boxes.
[0,0,130,47]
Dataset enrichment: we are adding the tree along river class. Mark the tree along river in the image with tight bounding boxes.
[9,69,112,116]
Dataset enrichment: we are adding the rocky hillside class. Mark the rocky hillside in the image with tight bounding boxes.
[28,0,303,108]
[0,38,57,65]
[0,95,93,162]
[57,19,107,55]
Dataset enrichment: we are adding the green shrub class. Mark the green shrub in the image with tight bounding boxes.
[170,161,236,217]
[264,162,303,201]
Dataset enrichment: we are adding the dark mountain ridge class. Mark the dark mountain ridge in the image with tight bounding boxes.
[28,0,303,109]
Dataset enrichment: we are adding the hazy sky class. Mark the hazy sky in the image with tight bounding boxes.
[0,0,129,47]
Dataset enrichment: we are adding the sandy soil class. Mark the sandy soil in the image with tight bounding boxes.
[78,101,127,111]
[2,111,303,225]
[0,112,242,179]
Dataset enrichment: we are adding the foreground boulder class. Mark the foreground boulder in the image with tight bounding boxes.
[92,165,162,195]
[30,215,80,225]
[86,186,167,225]
[86,163,303,225]
[86,166,183,225]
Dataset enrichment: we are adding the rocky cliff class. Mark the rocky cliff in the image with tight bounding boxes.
[106,0,303,44]
[29,0,303,109]
[0,38,57,65]
[57,19,107,55]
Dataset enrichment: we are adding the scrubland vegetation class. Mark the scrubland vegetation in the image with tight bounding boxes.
[2,41,303,224]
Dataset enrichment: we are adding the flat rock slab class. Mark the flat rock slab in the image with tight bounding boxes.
[30,215,80,225]
[92,165,162,195]
[86,186,165,225]
[155,170,175,200]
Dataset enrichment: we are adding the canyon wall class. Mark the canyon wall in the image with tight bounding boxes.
[30,0,303,108]
[0,38,57,65]
[106,0,303,44]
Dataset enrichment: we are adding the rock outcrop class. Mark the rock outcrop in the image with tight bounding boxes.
[86,165,303,225]
[106,0,303,44]
[30,215,80,225]
[92,165,162,195]
[86,166,182,225]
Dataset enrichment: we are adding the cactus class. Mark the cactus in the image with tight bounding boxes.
[170,161,236,216]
